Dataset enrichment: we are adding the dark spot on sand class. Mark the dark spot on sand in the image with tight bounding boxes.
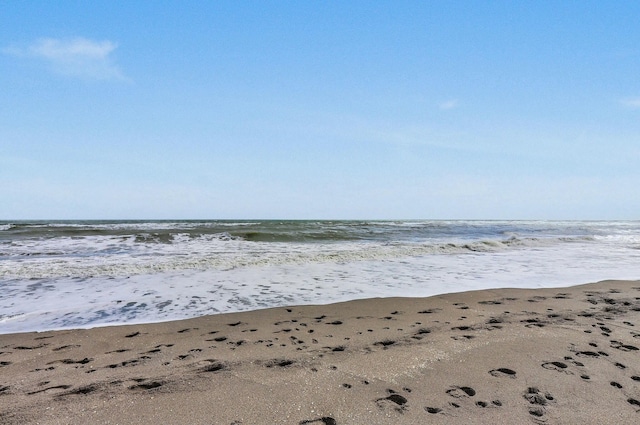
[61,384,99,396]
[33,335,53,340]
[425,407,441,414]
[610,341,639,351]
[476,401,488,407]
[27,384,72,395]
[459,387,475,396]
[266,359,294,368]
[447,386,476,398]
[299,417,337,425]
[542,361,568,371]
[489,368,517,377]
[14,344,48,350]
[106,348,130,354]
[201,362,225,372]
[524,387,553,406]
[52,345,80,351]
[529,407,544,417]
[451,335,475,340]
[384,394,408,406]
[611,381,623,389]
[129,381,163,390]
[628,398,640,408]
[63,358,92,365]
[125,332,140,338]
[576,351,600,357]
[375,339,395,347]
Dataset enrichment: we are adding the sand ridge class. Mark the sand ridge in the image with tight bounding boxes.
[1,280,640,424]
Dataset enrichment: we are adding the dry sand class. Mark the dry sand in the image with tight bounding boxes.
[2,280,640,424]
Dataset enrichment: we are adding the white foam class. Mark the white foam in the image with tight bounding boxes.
[0,234,594,280]
[2,221,639,334]
[1,239,638,334]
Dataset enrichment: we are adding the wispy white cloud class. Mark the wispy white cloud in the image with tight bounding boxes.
[620,97,640,108]
[4,37,129,81]
[439,99,459,110]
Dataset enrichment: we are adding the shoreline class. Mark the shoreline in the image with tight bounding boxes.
[2,280,640,424]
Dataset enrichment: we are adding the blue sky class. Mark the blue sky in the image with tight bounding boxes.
[1,1,639,219]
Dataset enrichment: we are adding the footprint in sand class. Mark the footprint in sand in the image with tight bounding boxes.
[610,340,639,352]
[264,359,295,368]
[129,381,164,390]
[489,368,517,378]
[380,393,408,405]
[451,335,475,341]
[446,386,476,398]
[523,387,555,419]
[376,389,409,412]
[299,417,337,425]
[541,361,570,373]
[59,384,100,396]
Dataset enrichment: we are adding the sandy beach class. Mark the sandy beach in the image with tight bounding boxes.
[2,280,640,424]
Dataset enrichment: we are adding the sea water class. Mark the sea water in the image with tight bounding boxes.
[1,220,638,334]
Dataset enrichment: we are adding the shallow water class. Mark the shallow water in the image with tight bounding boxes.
[1,220,638,333]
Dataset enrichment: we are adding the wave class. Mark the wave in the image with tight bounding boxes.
[0,234,597,279]
[2,219,637,244]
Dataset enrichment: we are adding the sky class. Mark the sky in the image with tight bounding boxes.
[1,1,639,220]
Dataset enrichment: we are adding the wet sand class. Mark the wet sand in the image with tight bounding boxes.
[1,280,640,424]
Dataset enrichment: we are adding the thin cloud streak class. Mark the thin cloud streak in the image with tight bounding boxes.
[439,99,459,110]
[5,37,129,81]
[620,97,640,108]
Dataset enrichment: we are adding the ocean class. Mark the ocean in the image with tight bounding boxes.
[1,220,638,334]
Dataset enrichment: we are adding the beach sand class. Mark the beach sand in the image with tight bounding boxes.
[2,280,640,424]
